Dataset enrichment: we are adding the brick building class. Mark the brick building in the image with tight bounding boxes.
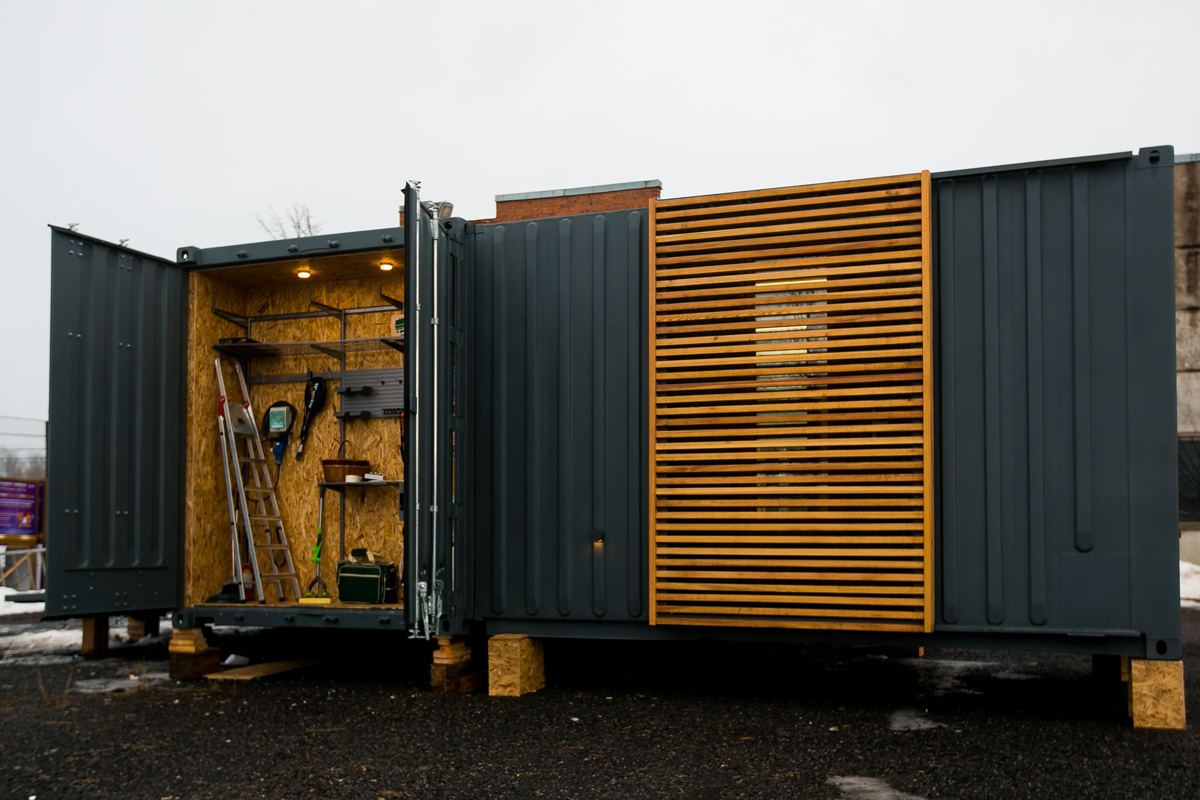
[476,179,661,224]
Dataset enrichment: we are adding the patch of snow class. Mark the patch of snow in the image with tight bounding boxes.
[828,776,927,800]
[72,670,173,694]
[0,587,44,616]
[1181,561,1200,606]
[889,708,946,731]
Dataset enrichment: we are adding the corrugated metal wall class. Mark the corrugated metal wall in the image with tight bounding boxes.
[933,148,1180,656]
[470,210,650,624]
[46,228,186,617]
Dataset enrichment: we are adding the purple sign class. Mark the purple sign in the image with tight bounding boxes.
[0,480,41,538]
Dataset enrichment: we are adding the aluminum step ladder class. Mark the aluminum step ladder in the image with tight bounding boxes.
[215,355,302,603]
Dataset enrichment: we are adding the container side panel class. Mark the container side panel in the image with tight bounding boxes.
[933,148,1180,656]
[46,229,185,618]
[471,210,650,623]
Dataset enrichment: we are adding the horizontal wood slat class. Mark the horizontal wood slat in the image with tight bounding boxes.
[649,172,934,633]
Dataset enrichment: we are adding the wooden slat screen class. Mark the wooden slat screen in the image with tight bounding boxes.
[649,172,933,633]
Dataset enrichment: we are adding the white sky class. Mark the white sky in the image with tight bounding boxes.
[2,0,1198,420]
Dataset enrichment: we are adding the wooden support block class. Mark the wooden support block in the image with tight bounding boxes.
[126,618,147,643]
[431,670,486,695]
[81,617,109,658]
[488,634,545,697]
[430,636,482,693]
[169,648,222,681]
[126,614,161,643]
[1128,659,1187,730]
[1092,654,1123,683]
[169,626,208,654]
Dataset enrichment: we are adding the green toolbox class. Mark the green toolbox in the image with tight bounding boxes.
[336,549,398,604]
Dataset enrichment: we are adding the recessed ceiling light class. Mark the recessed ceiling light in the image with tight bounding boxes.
[378,260,395,271]
[297,270,312,279]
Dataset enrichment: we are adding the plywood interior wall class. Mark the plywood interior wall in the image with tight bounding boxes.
[184,264,405,606]
[649,173,933,633]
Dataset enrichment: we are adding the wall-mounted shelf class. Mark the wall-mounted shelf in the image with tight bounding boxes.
[213,337,404,360]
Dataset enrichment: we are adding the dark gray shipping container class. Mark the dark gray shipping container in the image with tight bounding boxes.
[44,148,1181,662]
[932,147,1179,658]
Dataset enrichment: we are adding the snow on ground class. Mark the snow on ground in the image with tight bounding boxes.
[1182,561,1200,608]
[0,586,44,616]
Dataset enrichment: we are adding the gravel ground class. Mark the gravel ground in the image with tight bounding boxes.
[0,612,1198,800]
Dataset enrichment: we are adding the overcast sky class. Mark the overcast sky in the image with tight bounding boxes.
[2,0,1198,421]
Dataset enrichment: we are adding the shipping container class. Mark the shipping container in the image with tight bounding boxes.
[45,149,1181,699]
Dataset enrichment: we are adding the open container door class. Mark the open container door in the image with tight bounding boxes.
[403,184,473,638]
[404,183,437,637]
[45,227,186,618]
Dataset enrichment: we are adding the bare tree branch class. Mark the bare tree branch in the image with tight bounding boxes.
[255,202,323,240]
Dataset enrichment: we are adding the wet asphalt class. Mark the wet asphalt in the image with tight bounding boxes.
[0,611,1198,800]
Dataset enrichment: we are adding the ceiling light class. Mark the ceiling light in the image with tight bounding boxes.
[297,270,311,279]
[378,260,395,271]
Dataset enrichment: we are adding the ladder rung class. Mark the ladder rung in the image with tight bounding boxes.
[244,487,273,495]
[255,543,290,550]
[239,457,267,464]
[248,515,282,522]
[260,571,297,580]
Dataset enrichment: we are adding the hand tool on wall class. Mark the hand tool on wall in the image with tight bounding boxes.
[295,370,327,460]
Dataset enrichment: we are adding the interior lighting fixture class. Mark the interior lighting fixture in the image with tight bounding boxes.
[297,269,312,279]
[378,260,396,271]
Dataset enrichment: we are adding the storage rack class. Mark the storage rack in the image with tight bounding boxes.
[210,287,406,603]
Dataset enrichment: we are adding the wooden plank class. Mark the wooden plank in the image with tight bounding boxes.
[656,569,924,582]
[655,339,925,363]
[206,659,320,681]
[656,558,923,569]
[657,211,922,247]
[656,422,923,437]
[657,485,923,495]
[654,248,923,280]
[655,522,924,532]
[656,298,922,325]
[656,435,923,451]
[657,220,923,254]
[656,462,923,475]
[657,616,925,633]
[657,324,924,349]
[920,170,934,633]
[657,547,923,557]
[657,279,923,311]
[656,310,923,338]
[657,361,924,382]
[657,498,923,508]
[658,259,922,290]
[655,173,921,210]
[655,536,923,545]
[655,236,922,267]
[657,592,925,607]
[657,581,924,594]
[649,196,659,626]
[654,185,921,221]
[657,604,922,620]
[657,509,922,520]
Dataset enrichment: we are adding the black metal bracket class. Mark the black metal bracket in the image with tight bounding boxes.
[379,284,404,310]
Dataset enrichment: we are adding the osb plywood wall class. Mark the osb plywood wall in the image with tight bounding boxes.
[185,271,405,605]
